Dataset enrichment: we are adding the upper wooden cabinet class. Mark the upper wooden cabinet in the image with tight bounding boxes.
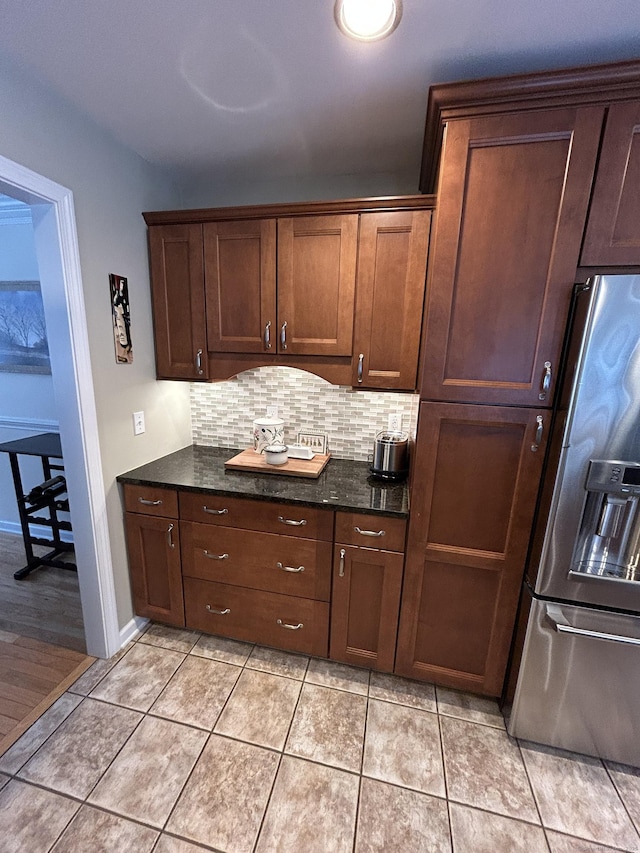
[353,210,431,390]
[277,215,358,356]
[581,101,640,266]
[145,196,434,387]
[148,224,208,380]
[420,106,603,406]
[204,219,276,354]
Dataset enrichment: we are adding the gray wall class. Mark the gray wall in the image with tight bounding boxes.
[0,57,192,630]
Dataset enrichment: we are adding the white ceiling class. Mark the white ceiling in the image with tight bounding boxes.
[0,0,639,190]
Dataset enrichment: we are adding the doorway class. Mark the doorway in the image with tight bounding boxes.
[0,153,119,660]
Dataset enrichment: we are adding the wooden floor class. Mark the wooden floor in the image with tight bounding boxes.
[0,531,86,652]
[0,631,93,754]
[0,531,93,755]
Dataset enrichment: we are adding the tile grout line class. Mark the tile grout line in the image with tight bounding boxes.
[602,759,640,846]
[435,689,455,853]
[515,738,553,853]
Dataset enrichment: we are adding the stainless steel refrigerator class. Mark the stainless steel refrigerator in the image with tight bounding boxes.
[508,273,640,764]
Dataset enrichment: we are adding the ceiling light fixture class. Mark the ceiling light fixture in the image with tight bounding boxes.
[334,0,402,42]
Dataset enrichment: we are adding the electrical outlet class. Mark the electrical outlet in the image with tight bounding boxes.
[133,411,145,435]
[388,412,403,431]
[266,405,279,418]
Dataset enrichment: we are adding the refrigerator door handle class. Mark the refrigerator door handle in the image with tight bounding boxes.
[545,603,640,647]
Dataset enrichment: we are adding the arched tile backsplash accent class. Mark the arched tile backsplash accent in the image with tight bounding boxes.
[190,366,419,461]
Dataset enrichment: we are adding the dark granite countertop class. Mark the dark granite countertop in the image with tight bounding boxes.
[117,445,409,518]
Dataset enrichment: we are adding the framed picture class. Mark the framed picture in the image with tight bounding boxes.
[109,273,133,364]
[0,280,51,374]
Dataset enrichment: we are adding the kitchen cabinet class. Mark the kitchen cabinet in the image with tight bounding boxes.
[395,402,548,696]
[330,512,405,672]
[123,485,184,627]
[144,196,434,387]
[352,210,431,390]
[179,491,333,655]
[204,215,357,357]
[581,101,640,266]
[148,224,208,380]
[419,106,603,407]
[204,219,276,354]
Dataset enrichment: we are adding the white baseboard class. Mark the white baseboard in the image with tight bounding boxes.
[0,519,73,543]
[119,615,148,650]
[0,416,59,433]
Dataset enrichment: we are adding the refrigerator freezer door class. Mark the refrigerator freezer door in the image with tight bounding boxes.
[509,596,640,764]
[534,274,640,612]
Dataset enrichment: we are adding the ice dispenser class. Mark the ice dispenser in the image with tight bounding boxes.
[572,460,640,582]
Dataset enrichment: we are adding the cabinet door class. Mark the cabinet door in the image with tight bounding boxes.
[277,215,358,356]
[352,211,431,390]
[395,402,548,696]
[148,224,208,379]
[330,544,404,672]
[204,219,277,353]
[420,107,603,406]
[125,512,184,627]
[581,102,640,266]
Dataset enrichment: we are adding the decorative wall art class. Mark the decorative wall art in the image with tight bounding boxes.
[0,280,51,374]
[109,273,133,364]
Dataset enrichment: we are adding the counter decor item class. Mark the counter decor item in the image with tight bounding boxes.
[253,417,285,453]
[370,430,410,481]
[264,444,289,465]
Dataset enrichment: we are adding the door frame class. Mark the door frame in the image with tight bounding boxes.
[0,153,120,658]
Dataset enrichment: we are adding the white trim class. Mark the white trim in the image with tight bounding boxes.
[0,416,59,433]
[0,153,120,659]
[0,520,73,542]
[120,615,148,647]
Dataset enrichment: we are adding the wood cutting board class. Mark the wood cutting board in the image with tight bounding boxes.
[225,449,331,479]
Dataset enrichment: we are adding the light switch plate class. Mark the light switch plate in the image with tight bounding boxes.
[133,411,145,435]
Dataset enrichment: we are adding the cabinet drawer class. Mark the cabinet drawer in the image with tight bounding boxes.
[181,522,332,600]
[184,577,329,656]
[179,492,334,540]
[123,484,178,518]
[335,512,406,553]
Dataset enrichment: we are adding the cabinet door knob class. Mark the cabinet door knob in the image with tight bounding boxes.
[206,605,230,615]
[138,497,162,506]
[264,320,272,350]
[539,361,552,400]
[531,415,544,452]
[277,562,305,573]
[354,526,385,538]
[357,353,364,384]
[339,548,346,578]
[280,320,288,350]
[196,349,204,375]
[204,551,229,560]
[166,523,175,549]
[276,619,303,630]
[278,515,307,526]
[203,506,228,515]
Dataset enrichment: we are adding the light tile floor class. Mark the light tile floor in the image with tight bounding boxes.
[1,623,640,852]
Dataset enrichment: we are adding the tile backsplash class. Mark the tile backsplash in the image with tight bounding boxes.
[190,367,419,462]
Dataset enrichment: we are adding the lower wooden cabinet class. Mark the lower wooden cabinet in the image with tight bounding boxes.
[330,511,406,672]
[395,401,548,696]
[184,577,329,656]
[330,544,403,672]
[124,511,184,627]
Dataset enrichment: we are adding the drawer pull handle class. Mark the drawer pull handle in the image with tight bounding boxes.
[276,619,303,630]
[167,523,175,549]
[206,605,230,615]
[203,506,228,515]
[354,526,385,538]
[277,562,305,573]
[204,551,229,560]
[278,515,307,527]
[138,497,162,506]
[339,548,346,577]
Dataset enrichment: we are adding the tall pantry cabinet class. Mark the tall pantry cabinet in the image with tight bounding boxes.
[396,60,640,696]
